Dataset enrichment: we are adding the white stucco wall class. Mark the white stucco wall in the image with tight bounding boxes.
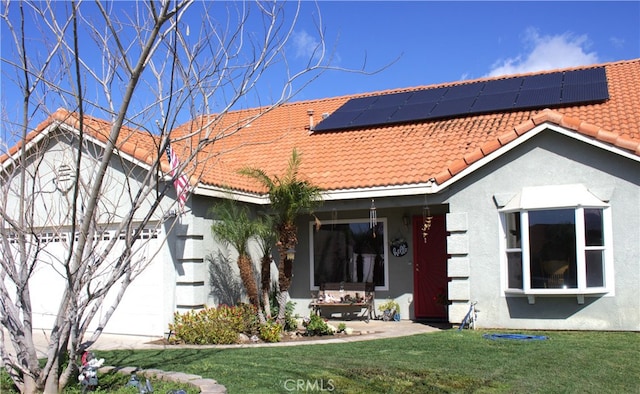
[3,131,180,337]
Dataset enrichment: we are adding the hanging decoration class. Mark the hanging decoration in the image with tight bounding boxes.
[422,196,433,244]
[391,238,409,257]
[369,199,377,237]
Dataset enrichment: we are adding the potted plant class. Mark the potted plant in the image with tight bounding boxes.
[378,299,400,321]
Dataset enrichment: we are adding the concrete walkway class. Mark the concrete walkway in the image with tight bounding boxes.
[4,320,442,393]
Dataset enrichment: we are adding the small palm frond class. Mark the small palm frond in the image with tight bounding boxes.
[254,214,277,257]
[283,148,301,183]
[239,149,322,227]
[209,200,256,255]
[238,167,275,191]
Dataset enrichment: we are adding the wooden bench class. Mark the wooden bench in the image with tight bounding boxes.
[310,282,375,322]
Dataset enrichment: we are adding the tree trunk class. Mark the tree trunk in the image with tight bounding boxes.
[237,254,260,311]
[20,376,39,394]
[275,221,297,324]
[43,357,60,394]
[262,291,271,320]
[276,289,289,323]
[260,255,272,319]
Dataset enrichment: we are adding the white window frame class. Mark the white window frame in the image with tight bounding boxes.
[499,185,614,304]
[309,218,389,291]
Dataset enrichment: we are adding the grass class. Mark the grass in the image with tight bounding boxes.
[0,367,200,393]
[3,329,638,393]
[100,329,638,393]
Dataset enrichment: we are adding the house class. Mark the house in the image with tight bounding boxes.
[3,58,639,335]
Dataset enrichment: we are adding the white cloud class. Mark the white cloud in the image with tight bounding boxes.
[486,28,599,77]
[609,36,625,49]
[292,30,321,60]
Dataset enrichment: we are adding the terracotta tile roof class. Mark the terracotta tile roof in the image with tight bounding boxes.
[6,59,639,198]
[1,109,174,174]
[174,58,640,195]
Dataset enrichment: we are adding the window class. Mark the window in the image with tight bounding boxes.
[310,219,388,290]
[500,185,613,301]
[39,232,68,243]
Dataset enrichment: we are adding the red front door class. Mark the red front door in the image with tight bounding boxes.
[413,214,448,320]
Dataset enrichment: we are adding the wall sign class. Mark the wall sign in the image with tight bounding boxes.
[390,238,408,257]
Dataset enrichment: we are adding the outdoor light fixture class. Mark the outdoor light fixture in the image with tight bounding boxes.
[163,210,178,220]
[286,247,296,260]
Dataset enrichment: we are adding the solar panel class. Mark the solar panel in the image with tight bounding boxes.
[429,97,477,118]
[344,92,412,127]
[337,96,379,112]
[522,73,564,88]
[563,67,606,85]
[482,77,523,94]
[369,91,412,108]
[312,110,362,131]
[391,102,439,123]
[471,91,518,112]
[516,86,563,108]
[349,104,399,127]
[313,67,608,132]
[440,83,484,99]
[562,82,609,103]
[384,88,447,123]
[406,87,448,104]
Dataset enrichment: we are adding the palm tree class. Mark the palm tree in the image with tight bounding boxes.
[254,214,277,319]
[240,149,322,323]
[210,199,265,323]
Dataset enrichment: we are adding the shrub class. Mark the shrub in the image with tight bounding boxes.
[303,314,334,336]
[259,321,282,343]
[270,296,298,332]
[169,304,259,345]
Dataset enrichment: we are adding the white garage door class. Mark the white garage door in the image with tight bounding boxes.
[25,227,167,337]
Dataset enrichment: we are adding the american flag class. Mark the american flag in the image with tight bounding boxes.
[166,143,190,212]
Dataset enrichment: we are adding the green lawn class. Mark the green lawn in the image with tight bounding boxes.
[95,329,639,393]
[3,329,637,393]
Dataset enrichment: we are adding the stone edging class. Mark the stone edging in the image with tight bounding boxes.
[99,365,227,393]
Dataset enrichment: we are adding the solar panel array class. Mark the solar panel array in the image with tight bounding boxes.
[313,67,609,132]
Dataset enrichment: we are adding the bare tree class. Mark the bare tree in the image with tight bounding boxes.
[0,0,336,392]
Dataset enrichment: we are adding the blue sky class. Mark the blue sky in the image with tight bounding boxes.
[285,1,640,101]
[1,1,639,145]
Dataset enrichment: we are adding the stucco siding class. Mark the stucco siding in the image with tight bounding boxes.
[443,129,640,330]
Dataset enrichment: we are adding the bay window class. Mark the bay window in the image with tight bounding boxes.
[500,185,613,302]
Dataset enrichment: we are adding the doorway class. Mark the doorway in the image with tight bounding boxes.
[412,214,449,320]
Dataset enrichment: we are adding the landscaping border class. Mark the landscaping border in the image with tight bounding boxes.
[99,365,226,393]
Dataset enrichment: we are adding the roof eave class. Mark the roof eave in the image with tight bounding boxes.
[434,120,640,193]
[193,184,270,205]
[322,182,437,201]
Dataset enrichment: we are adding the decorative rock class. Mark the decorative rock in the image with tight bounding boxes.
[103,365,225,393]
[140,368,170,378]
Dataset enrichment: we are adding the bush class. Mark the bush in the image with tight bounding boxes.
[303,314,334,336]
[270,296,298,332]
[169,304,259,345]
[259,321,282,343]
